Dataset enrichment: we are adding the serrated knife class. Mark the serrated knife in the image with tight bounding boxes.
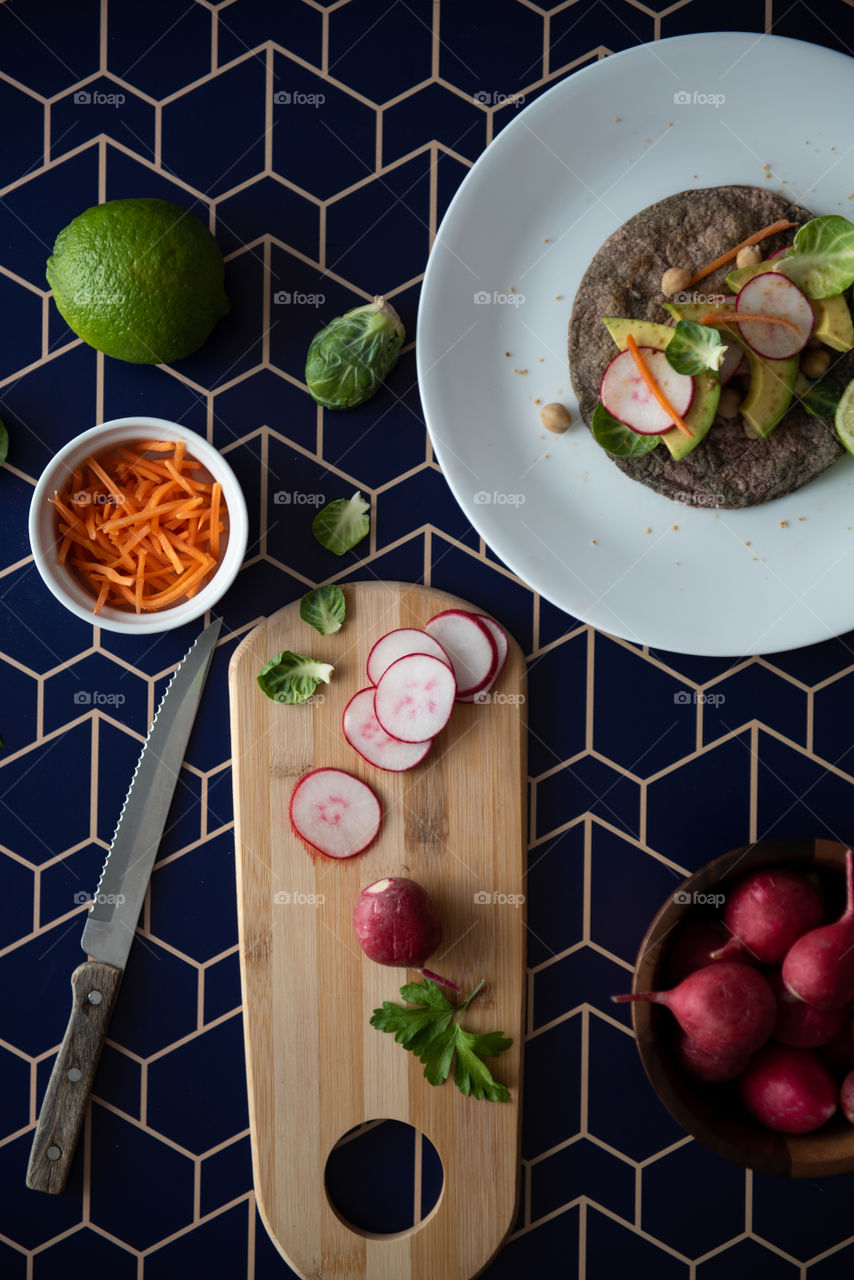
[26,617,222,1193]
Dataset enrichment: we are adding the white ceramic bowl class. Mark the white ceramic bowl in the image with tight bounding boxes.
[28,417,248,633]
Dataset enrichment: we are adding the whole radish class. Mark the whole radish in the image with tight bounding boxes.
[739,1043,838,1133]
[768,970,848,1049]
[840,1071,854,1125]
[711,867,823,964]
[612,962,776,1057]
[672,1028,751,1084]
[783,850,854,1010]
[352,876,459,990]
[666,920,733,985]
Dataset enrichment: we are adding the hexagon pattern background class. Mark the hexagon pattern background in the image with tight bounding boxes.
[4,2,854,1278]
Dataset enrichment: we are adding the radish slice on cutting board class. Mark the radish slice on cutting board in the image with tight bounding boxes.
[290,767,381,859]
[424,609,497,696]
[374,653,456,743]
[343,687,432,771]
[599,347,694,434]
[366,627,451,685]
[457,613,509,703]
[766,244,793,261]
[735,273,813,358]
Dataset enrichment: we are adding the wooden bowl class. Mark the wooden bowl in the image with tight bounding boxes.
[631,837,854,1177]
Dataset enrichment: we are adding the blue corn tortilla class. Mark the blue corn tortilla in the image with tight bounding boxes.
[568,185,849,509]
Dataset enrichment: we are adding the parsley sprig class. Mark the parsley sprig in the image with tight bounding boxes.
[370,978,512,1102]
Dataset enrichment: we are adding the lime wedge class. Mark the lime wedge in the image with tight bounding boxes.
[834,378,854,456]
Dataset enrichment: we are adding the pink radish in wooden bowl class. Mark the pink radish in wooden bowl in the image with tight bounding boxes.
[672,1028,751,1084]
[373,652,456,743]
[352,875,458,990]
[768,971,849,1049]
[290,767,381,860]
[712,866,823,964]
[366,627,451,685]
[424,609,497,698]
[343,687,432,772]
[613,962,776,1058]
[599,347,694,434]
[783,849,854,1010]
[739,1043,838,1134]
[840,1070,854,1125]
[628,839,854,1173]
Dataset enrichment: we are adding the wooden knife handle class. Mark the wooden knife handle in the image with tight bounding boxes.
[26,961,123,1194]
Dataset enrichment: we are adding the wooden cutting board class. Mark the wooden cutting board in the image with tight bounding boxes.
[228,582,527,1280]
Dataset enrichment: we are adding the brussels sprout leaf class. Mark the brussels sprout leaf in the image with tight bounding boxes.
[300,584,346,635]
[665,320,727,375]
[592,402,660,458]
[312,491,370,556]
[257,651,333,704]
[777,215,854,299]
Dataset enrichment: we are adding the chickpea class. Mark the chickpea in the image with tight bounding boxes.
[661,266,692,296]
[718,386,743,419]
[736,244,763,269]
[801,348,831,378]
[540,402,572,434]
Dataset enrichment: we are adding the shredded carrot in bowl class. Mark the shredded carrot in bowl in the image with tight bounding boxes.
[50,440,227,615]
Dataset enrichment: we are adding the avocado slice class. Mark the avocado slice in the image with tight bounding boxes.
[664,300,798,437]
[726,262,854,352]
[601,317,720,461]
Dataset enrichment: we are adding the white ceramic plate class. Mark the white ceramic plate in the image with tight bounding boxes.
[417,33,854,657]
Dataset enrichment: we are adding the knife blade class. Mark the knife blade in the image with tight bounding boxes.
[26,617,222,1193]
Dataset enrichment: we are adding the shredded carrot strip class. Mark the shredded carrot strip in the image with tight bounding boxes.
[699,311,800,334]
[685,220,799,287]
[52,440,227,616]
[625,334,693,438]
[210,483,221,558]
[134,550,146,614]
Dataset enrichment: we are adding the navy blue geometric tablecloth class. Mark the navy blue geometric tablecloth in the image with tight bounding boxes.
[4,3,854,1278]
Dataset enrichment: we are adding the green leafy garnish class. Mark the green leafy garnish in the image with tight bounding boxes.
[257,651,333,704]
[306,296,405,409]
[665,320,727,375]
[0,419,8,467]
[777,216,854,299]
[797,373,842,419]
[592,401,660,458]
[312,491,370,556]
[370,978,512,1102]
[300,584,345,635]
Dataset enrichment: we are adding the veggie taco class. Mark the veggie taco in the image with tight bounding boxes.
[568,185,854,509]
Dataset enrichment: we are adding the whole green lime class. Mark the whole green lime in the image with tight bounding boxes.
[46,198,230,364]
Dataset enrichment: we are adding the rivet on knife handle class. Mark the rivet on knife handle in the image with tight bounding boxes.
[26,962,122,1193]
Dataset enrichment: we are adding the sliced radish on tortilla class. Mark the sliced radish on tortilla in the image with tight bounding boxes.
[290,768,382,859]
[767,244,793,261]
[366,627,451,685]
[424,609,497,696]
[374,653,456,743]
[600,347,694,434]
[457,614,509,703]
[343,688,432,771]
[719,341,746,386]
[735,273,813,358]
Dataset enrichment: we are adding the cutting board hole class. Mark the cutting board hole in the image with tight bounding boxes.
[324,1119,444,1237]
